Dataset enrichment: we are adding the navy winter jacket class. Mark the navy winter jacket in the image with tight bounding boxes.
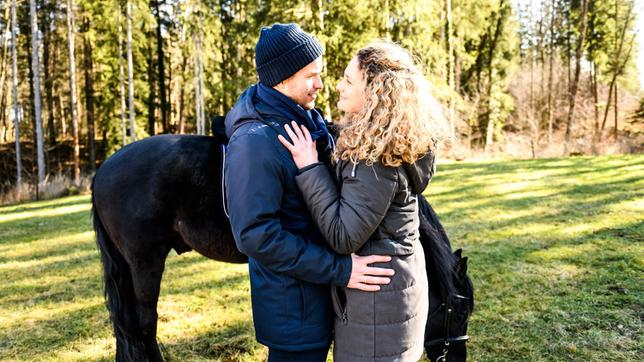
[223,84,352,351]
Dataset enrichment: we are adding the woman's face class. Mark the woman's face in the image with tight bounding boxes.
[336,57,366,114]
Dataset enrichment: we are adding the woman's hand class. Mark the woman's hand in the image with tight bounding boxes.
[277,121,319,169]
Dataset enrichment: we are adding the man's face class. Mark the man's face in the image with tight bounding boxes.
[274,57,324,110]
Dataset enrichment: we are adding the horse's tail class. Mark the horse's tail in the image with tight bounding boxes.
[92,181,146,361]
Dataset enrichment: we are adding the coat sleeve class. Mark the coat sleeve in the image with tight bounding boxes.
[294,162,398,255]
[224,131,352,286]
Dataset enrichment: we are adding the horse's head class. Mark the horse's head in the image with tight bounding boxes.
[425,249,474,362]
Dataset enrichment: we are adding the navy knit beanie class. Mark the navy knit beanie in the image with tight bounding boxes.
[255,23,323,87]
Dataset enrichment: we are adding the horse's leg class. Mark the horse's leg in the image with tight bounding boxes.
[129,249,170,362]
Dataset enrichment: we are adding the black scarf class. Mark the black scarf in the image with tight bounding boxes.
[255,83,335,164]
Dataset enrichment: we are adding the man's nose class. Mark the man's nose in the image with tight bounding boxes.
[314,75,323,90]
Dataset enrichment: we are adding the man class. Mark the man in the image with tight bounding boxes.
[224,23,394,361]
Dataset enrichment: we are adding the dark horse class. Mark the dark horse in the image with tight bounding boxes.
[91,133,473,361]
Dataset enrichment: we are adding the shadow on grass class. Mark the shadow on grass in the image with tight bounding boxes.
[0,210,93,247]
[0,235,95,264]
[462,219,642,361]
[0,195,90,216]
[0,301,110,359]
[160,319,260,361]
[165,273,247,296]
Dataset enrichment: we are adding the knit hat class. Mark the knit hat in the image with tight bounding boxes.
[255,23,323,86]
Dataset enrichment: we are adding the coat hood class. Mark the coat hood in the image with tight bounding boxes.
[403,150,436,194]
[224,84,260,139]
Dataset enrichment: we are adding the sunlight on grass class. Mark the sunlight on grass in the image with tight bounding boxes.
[607,197,644,213]
[0,231,93,259]
[0,249,96,272]
[52,336,113,361]
[0,202,91,224]
[529,243,598,261]
[0,195,90,215]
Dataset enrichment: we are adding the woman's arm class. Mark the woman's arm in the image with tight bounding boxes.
[279,122,398,255]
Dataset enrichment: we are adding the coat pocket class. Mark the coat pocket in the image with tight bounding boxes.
[331,286,348,325]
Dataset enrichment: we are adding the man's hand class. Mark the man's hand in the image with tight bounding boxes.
[347,253,395,292]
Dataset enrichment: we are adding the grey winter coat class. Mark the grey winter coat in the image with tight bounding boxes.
[294,154,435,362]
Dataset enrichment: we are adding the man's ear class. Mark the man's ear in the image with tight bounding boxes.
[275,81,288,91]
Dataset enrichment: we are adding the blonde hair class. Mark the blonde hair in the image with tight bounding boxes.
[334,41,446,167]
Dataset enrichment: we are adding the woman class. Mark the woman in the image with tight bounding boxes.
[278,42,445,361]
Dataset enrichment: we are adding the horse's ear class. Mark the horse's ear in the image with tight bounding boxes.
[455,256,468,276]
[454,248,462,258]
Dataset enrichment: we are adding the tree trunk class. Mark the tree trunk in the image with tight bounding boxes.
[118,2,127,145]
[566,11,571,94]
[83,18,95,171]
[1,88,7,144]
[193,30,202,135]
[0,3,11,134]
[384,0,390,40]
[31,0,45,188]
[198,11,206,135]
[613,83,618,139]
[42,1,56,146]
[547,0,555,143]
[58,93,66,137]
[483,0,507,152]
[591,61,598,134]
[600,3,634,131]
[126,0,135,142]
[446,0,455,141]
[178,48,187,134]
[67,0,80,185]
[11,0,22,191]
[153,0,168,133]
[147,31,156,136]
[563,0,588,156]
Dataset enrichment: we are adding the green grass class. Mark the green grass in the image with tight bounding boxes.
[0,154,642,361]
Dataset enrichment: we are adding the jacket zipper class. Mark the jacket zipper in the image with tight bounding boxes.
[341,309,348,325]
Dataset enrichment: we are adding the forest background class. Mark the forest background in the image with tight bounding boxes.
[0,0,642,203]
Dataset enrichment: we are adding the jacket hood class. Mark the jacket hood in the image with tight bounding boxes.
[403,150,436,194]
[225,84,261,138]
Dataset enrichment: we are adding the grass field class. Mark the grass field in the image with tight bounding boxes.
[0,154,642,361]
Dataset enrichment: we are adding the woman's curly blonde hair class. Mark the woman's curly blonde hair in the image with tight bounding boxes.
[334,41,446,167]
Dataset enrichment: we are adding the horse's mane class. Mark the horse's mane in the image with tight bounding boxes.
[418,195,458,300]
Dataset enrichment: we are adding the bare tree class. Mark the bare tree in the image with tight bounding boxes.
[126,0,135,142]
[563,0,588,156]
[600,2,635,134]
[30,0,45,188]
[67,0,80,184]
[11,0,22,192]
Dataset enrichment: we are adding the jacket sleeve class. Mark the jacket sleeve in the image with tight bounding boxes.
[224,131,352,286]
[294,162,398,255]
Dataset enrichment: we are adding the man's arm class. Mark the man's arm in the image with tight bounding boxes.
[225,131,394,288]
